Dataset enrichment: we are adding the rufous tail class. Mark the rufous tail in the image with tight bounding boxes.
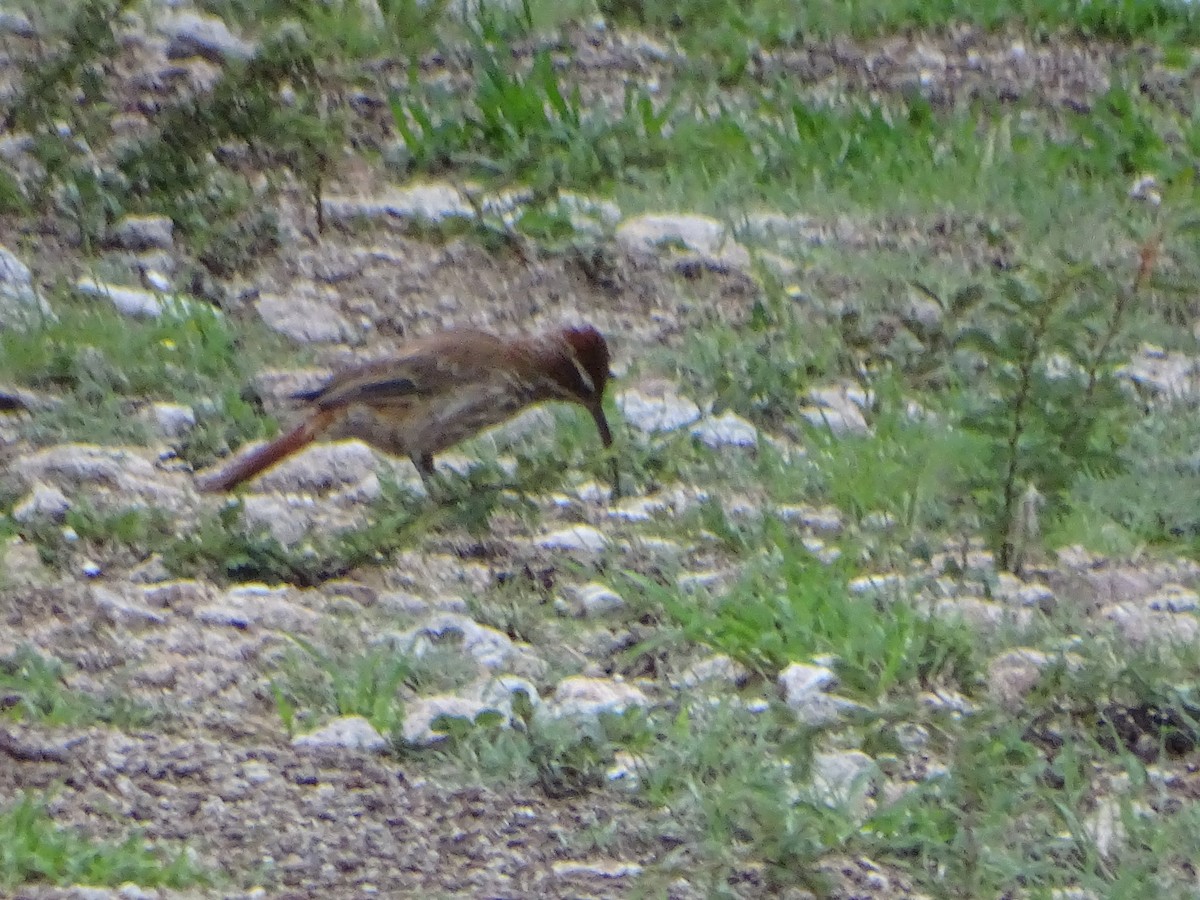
[195,409,338,492]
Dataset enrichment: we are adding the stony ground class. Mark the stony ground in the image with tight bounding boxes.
[3,2,1200,898]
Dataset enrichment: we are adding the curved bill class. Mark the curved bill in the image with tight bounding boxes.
[591,402,613,449]
[590,401,620,498]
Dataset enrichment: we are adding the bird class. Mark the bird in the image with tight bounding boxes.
[194,324,616,495]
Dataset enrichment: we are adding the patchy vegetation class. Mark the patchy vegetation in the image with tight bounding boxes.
[1,0,1200,895]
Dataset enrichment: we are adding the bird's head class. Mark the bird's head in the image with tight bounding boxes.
[541,324,614,448]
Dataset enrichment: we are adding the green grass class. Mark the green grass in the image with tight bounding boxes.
[0,645,162,729]
[0,793,207,891]
[269,635,419,737]
[0,287,285,466]
[632,700,843,894]
[634,527,979,697]
[864,654,1200,895]
[192,0,1200,53]
[4,0,1200,896]
[598,0,1200,45]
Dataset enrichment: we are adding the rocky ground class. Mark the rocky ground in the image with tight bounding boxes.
[3,2,1200,898]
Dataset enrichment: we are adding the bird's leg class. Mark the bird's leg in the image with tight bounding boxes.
[411,452,467,505]
[608,456,623,501]
[412,452,442,501]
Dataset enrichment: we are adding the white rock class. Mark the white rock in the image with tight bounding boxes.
[920,689,976,716]
[1118,345,1200,400]
[14,443,185,508]
[1102,602,1200,647]
[225,583,290,602]
[810,750,877,814]
[322,183,473,225]
[401,695,494,746]
[933,598,1033,634]
[799,404,869,436]
[690,411,758,448]
[675,570,728,592]
[1015,583,1056,608]
[239,493,325,547]
[607,496,664,522]
[293,715,388,752]
[198,584,319,632]
[556,192,622,233]
[550,859,643,879]
[112,214,174,251]
[255,292,356,344]
[92,586,167,627]
[862,511,896,531]
[377,591,431,616]
[1143,584,1200,613]
[76,277,195,319]
[848,573,907,596]
[0,11,35,37]
[537,525,609,553]
[575,582,625,617]
[895,722,930,753]
[616,213,750,270]
[777,662,860,726]
[800,536,841,564]
[150,402,195,439]
[778,662,836,703]
[674,654,749,689]
[386,613,519,671]
[801,383,872,435]
[11,482,71,523]
[987,648,1050,709]
[143,269,172,292]
[0,135,35,161]
[605,750,640,787]
[1082,798,1150,859]
[194,604,251,628]
[629,537,685,563]
[546,676,651,720]
[162,12,255,62]
[809,382,871,410]
[0,244,52,327]
[572,481,613,504]
[616,388,702,433]
[1129,173,1161,206]
[777,504,844,533]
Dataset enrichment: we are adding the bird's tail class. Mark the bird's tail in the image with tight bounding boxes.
[194,409,338,492]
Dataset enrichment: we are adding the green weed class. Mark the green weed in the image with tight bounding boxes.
[636,700,843,894]
[0,793,205,890]
[390,28,674,194]
[119,22,340,248]
[269,634,420,736]
[0,645,161,728]
[598,0,1200,45]
[0,290,278,460]
[635,527,979,697]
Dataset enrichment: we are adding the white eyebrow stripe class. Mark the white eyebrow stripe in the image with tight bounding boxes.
[570,354,595,393]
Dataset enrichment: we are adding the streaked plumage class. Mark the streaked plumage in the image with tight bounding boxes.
[195,325,614,493]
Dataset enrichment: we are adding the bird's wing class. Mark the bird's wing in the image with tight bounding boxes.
[303,331,508,410]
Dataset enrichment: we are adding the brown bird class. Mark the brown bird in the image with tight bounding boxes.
[195,324,615,494]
